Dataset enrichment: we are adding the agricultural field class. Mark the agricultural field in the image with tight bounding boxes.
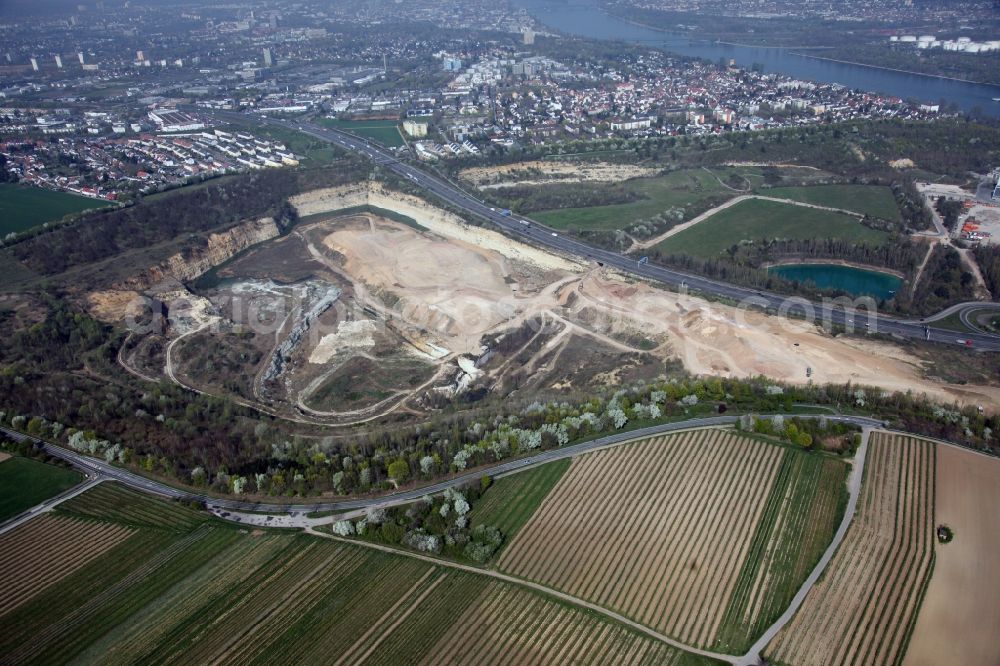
[419,581,697,665]
[0,481,719,665]
[655,198,887,259]
[760,184,901,222]
[904,443,1000,666]
[0,183,109,235]
[0,456,82,521]
[318,118,405,147]
[765,432,935,666]
[57,481,208,531]
[498,428,847,651]
[467,458,570,548]
[0,513,134,616]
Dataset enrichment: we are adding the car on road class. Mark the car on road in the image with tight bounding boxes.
[551,232,558,237]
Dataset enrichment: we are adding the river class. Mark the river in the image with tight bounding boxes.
[513,0,1000,117]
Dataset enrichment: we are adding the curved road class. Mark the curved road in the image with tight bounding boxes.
[0,414,884,516]
[200,109,1000,351]
[0,419,891,664]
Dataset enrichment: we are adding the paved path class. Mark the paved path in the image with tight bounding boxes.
[304,526,741,664]
[301,428,877,665]
[1,415,883,518]
[734,427,874,665]
[0,476,104,536]
[0,423,916,664]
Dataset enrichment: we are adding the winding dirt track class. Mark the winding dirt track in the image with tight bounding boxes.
[633,194,865,250]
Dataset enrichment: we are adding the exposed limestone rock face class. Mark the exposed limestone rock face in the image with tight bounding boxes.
[117,216,280,290]
[290,182,580,272]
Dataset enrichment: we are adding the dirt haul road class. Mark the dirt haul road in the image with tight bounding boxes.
[574,274,1000,410]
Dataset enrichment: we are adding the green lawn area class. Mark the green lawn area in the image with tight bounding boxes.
[760,184,901,221]
[317,118,405,148]
[0,184,109,235]
[657,198,888,258]
[531,168,745,231]
[250,125,344,165]
[469,459,570,548]
[0,456,82,521]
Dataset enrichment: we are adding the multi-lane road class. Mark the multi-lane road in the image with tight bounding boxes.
[201,109,1000,351]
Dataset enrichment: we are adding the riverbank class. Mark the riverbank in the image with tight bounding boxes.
[715,40,832,50]
[514,0,1000,116]
[790,51,1000,88]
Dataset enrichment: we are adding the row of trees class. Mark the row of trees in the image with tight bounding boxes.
[6,160,370,277]
[6,287,1000,501]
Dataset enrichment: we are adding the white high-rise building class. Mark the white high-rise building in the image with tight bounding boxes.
[30,57,39,71]
[54,54,63,68]
[78,51,85,64]
[263,47,273,67]
[523,28,535,45]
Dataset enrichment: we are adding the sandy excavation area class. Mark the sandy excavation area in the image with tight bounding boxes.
[572,273,1000,410]
[904,444,1000,666]
[104,181,1000,416]
[322,216,572,355]
[459,160,660,189]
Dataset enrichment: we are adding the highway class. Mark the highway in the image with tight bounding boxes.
[202,109,1000,352]
[0,414,885,516]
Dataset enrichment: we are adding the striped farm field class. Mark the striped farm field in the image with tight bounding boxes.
[0,522,238,665]
[57,482,207,531]
[0,472,726,664]
[468,458,570,547]
[420,580,705,665]
[713,453,847,653]
[497,428,848,651]
[765,432,935,666]
[0,514,134,616]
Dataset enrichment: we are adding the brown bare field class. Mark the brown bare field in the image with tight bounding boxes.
[419,581,687,665]
[498,429,784,648]
[904,444,1000,666]
[0,452,11,463]
[0,514,134,616]
[765,432,935,666]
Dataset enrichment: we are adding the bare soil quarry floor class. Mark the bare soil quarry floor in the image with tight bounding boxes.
[109,187,1000,422]
[572,274,1000,410]
[319,215,567,356]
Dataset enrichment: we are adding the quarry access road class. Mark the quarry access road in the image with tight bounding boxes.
[198,109,1000,352]
[0,415,885,519]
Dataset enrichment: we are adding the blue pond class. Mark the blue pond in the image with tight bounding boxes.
[768,263,902,300]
